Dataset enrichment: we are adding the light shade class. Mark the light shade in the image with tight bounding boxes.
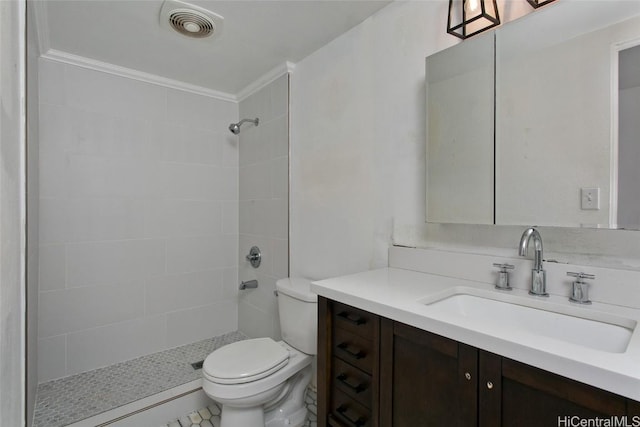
[447,0,500,40]
[526,0,557,9]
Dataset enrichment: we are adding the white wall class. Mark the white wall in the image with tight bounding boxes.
[238,74,289,340]
[26,2,40,424]
[37,59,240,382]
[290,0,456,279]
[291,0,640,281]
[0,0,26,425]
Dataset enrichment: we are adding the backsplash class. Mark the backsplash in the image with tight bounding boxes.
[389,246,640,310]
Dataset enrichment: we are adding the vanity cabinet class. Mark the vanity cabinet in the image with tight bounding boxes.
[318,298,381,427]
[318,297,639,427]
[478,352,628,426]
[379,319,477,426]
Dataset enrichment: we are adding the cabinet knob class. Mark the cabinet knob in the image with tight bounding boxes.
[487,381,494,389]
[465,372,472,381]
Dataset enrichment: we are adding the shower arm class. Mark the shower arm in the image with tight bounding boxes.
[237,118,259,126]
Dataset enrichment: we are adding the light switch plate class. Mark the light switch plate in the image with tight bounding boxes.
[581,187,600,210]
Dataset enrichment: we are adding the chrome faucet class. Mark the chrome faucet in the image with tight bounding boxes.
[519,227,548,297]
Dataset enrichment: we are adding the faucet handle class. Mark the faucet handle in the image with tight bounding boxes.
[567,272,595,304]
[493,263,515,290]
[566,272,595,281]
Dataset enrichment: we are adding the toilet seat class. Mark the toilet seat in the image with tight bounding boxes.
[203,338,290,385]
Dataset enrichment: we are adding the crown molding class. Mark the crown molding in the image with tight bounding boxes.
[236,61,296,102]
[40,49,238,102]
[30,0,50,56]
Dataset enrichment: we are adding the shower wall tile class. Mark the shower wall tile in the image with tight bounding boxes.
[38,153,68,198]
[238,300,280,342]
[269,115,289,160]
[165,303,238,348]
[64,65,167,121]
[167,89,238,132]
[271,239,289,280]
[161,162,237,201]
[222,200,239,235]
[145,269,224,316]
[66,316,167,375]
[271,156,289,199]
[38,59,66,106]
[240,161,272,200]
[38,282,145,338]
[66,239,165,287]
[166,235,237,274]
[271,75,289,120]
[39,104,70,155]
[37,58,240,382]
[63,198,149,242]
[154,122,223,165]
[237,74,289,340]
[38,245,66,291]
[161,200,223,237]
[37,335,66,383]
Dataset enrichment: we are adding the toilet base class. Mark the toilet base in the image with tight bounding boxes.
[216,365,312,427]
[220,405,264,427]
[265,401,308,427]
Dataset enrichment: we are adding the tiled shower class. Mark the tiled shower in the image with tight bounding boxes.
[34,53,290,423]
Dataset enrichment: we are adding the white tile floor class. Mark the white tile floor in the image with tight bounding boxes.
[165,387,317,427]
[163,404,221,427]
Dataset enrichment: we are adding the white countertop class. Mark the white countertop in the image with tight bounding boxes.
[311,267,640,401]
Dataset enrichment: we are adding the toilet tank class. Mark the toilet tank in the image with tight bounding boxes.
[276,277,318,355]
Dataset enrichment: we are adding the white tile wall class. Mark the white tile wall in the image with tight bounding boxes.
[37,58,240,382]
[238,74,289,340]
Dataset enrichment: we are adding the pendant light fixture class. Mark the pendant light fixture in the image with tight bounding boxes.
[526,0,556,9]
[447,0,500,39]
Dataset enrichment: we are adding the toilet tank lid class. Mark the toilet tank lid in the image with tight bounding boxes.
[276,277,318,303]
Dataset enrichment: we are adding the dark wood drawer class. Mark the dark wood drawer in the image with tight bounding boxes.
[333,327,374,374]
[330,388,372,427]
[332,301,376,339]
[332,357,373,409]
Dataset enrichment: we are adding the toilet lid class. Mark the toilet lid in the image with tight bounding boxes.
[203,338,290,385]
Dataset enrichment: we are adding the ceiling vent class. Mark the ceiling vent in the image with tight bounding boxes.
[160,0,224,40]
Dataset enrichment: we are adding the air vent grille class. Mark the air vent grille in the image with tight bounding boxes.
[160,0,224,42]
[168,9,215,38]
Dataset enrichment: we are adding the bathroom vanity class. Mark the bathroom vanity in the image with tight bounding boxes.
[312,248,640,427]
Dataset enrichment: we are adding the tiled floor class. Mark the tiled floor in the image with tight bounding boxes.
[166,386,317,427]
[163,403,221,427]
[33,331,247,427]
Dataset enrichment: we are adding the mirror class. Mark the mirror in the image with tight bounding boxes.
[495,1,640,228]
[425,32,494,225]
[426,0,640,229]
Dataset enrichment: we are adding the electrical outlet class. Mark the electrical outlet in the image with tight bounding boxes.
[581,188,600,210]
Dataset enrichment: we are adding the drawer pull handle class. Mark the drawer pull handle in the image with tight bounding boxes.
[337,373,367,393]
[337,404,366,427]
[337,311,367,325]
[337,342,366,359]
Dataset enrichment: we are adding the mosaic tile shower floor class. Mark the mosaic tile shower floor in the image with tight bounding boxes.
[33,331,247,427]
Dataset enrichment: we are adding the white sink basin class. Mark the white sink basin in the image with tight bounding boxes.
[421,288,636,353]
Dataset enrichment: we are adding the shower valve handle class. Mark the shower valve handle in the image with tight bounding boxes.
[245,246,261,268]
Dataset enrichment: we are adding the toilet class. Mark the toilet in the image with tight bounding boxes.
[202,277,317,427]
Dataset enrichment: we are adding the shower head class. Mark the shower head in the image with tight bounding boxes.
[229,118,259,135]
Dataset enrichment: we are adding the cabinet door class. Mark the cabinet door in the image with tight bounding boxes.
[480,351,628,426]
[380,320,478,427]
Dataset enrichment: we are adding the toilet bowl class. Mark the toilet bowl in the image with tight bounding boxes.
[202,277,317,427]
